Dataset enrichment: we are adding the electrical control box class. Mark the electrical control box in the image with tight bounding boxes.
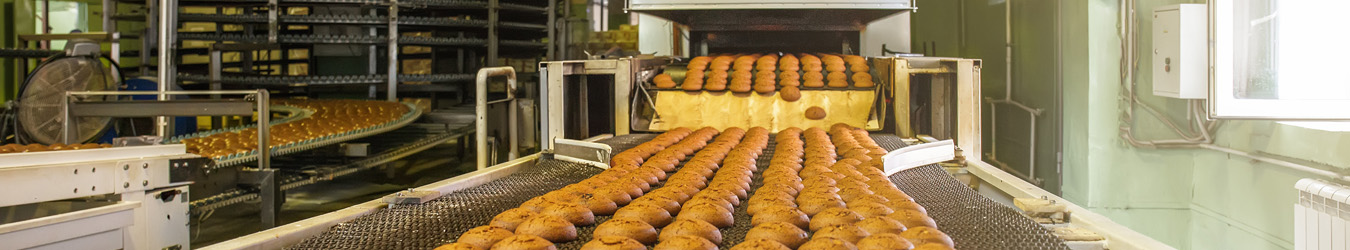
[1153,4,1207,99]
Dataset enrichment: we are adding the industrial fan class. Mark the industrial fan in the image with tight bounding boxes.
[8,40,119,144]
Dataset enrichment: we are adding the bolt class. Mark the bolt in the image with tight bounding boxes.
[124,182,131,188]
[92,167,96,173]
[92,186,96,191]
[143,163,149,169]
[73,188,78,193]
[124,165,129,170]
[143,180,149,186]
[74,169,79,174]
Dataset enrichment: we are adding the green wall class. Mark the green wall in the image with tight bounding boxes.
[920,0,1341,249]
[913,0,1064,194]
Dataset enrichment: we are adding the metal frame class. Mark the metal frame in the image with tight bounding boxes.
[60,89,288,228]
[538,57,671,151]
[0,145,195,250]
[476,67,519,169]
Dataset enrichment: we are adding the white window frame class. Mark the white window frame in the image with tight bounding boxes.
[1210,1,1350,120]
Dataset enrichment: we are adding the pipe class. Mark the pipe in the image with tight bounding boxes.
[476,67,518,170]
[983,0,1046,185]
[156,0,175,138]
[1199,144,1350,183]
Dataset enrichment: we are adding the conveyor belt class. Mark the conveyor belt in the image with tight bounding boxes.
[288,134,1069,250]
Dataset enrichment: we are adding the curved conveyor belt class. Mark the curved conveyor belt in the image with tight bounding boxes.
[287,134,1069,250]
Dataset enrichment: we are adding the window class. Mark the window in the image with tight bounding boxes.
[1212,0,1350,119]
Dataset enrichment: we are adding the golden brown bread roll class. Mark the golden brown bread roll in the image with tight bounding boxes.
[857,233,915,250]
[490,234,557,250]
[744,222,810,248]
[711,56,735,71]
[456,225,515,250]
[848,201,895,218]
[798,237,859,250]
[682,78,705,91]
[633,193,682,215]
[889,201,928,214]
[653,235,718,250]
[813,224,871,243]
[654,74,677,88]
[579,236,646,250]
[755,82,777,94]
[730,239,794,250]
[660,218,723,244]
[432,242,482,250]
[612,203,673,227]
[828,80,850,88]
[913,243,957,250]
[827,63,847,73]
[780,86,802,101]
[780,54,800,69]
[676,202,735,228]
[751,205,810,229]
[900,227,954,247]
[803,71,824,81]
[888,209,938,229]
[541,202,596,226]
[490,208,539,231]
[820,54,844,65]
[688,56,712,69]
[809,207,865,231]
[578,195,619,215]
[514,214,578,242]
[856,216,908,235]
[805,107,827,120]
[799,54,822,66]
[730,80,754,93]
[593,218,659,244]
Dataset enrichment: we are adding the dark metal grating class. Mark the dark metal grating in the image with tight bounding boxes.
[288,133,1068,250]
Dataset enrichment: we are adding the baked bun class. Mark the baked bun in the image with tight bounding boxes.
[809,207,864,231]
[541,202,596,226]
[729,238,793,250]
[675,202,735,228]
[653,235,718,250]
[751,205,810,229]
[632,195,682,214]
[856,216,908,235]
[888,209,938,229]
[780,86,802,101]
[490,234,557,250]
[491,208,539,231]
[744,222,810,248]
[432,242,482,250]
[813,224,871,243]
[456,225,514,250]
[805,107,827,120]
[900,227,954,247]
[848,201,895,218]
[913,243,957,250]
[579,236,646,250]
[613,203,673,227]
[828,80,850,88]
[798,237,859,250]
[660,218,723,244]
[754,82,777,94]
[654,74,677,88]
[593,218,659,244]
[857,233,914,250]
[515,214,578,242]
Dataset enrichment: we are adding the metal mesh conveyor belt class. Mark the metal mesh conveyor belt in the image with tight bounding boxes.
[288,134,1068,250]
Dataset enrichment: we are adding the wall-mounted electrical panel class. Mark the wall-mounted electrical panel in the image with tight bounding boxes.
[1153,4,1207,99]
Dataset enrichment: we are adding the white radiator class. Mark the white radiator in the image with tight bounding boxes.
[1297,179,1350,250]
